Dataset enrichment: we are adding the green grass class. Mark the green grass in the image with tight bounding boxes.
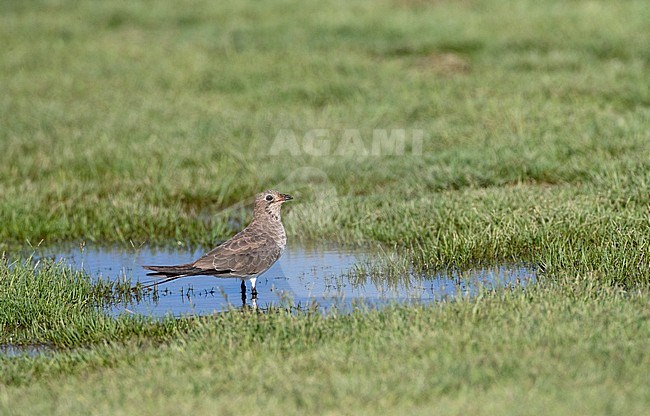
[0,0,649,414]
[0,257,191,347]
[1,276,648,415]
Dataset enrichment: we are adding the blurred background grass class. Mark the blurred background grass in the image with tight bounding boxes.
[0,0,648,268]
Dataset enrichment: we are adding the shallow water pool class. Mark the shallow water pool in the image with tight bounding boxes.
[30,244,537,317]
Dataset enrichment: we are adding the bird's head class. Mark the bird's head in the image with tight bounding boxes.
[254,189,293,221]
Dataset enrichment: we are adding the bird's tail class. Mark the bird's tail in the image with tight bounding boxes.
[142,263,201,277]
[137,264,203,290]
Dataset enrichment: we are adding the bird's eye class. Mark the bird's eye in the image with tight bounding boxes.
[265,194,273,202]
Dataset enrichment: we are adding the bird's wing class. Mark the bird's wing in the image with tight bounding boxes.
[193,231,282,276]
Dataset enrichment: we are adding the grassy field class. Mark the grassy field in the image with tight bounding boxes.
[1,0,649,414]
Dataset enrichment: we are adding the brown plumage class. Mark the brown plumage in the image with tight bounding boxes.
[142,190,292,294]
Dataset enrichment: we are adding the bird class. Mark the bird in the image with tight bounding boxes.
[142,190,293,299]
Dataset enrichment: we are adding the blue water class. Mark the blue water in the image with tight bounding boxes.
[0,344,54,358]
[31,244,536,317]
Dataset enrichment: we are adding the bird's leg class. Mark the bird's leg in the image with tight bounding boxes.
[240,280,247,306]
[250,277,258,298]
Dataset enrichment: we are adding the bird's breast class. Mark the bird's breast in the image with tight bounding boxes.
[274,224,287,249]
[257,220,287,249]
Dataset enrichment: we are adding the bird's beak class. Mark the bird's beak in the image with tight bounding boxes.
[280,193,293,202]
